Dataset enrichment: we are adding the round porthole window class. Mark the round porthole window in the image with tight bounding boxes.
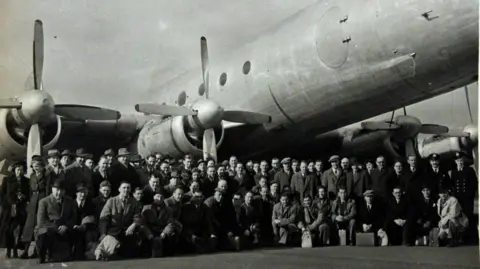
[178,91,187,106]
[243,61,251,74]
[219,72,227,86]
[198,83,205,96]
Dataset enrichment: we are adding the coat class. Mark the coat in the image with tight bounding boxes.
[91,171,109,198]
[65,162,93,198]
[164,197,183,221]
[238,203,260,232]
[290,172,317,202]
[21,172,52,242]
[204,196,236,235]
[99,195,142,237]
[437,196,468,230]
[107,163,141,196]
[36,195,77,234]
[271,202,298,228]
[425,168,452,199]
[321,168,346,200]
[370,168,393,199]
[200,176,218,198]
[180,202,214,238]
[413,197,439,225]
[402,168,426,203]
[297,205,322,231]
[385,197,409,224]
[141,204,177,236]
[356,199,385,231]
[346,170,370,199]
[331,198,356,222]
[314,198,331,224]
[92,196,109,221]
[230,174,255,196]
[273,170,293,191]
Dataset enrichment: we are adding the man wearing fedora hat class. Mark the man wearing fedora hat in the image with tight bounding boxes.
[36,179,77,263]
[65,148,94,199]
[107,148,141,196]
[46,149,66,186]
[60,150,74,170]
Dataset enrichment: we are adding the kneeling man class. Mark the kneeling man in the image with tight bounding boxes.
[272,192,299,246]
[331,187,357,245]
[298,195,330,246]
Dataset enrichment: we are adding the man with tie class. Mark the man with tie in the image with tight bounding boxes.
[92,180,112,221]
[403,155,426,204]
[142,174,162,206]
[347,160,370,202]
[370,156,392,202]
[65,148,93,199]
[254,160,272,185]
[71,184,96,260]
[272,192,299,246]
[341,158,351,173]
[230,163,255,196]
[356,190,385,236]
[290,161,318,203]
[274,158,294,191]
[298,195,330,247]
[331,187,357,246]
[45,149,65,186]
[91,155,110,198]
[35,179,76,264]
[384,186,409,246]
[388,161,407,194]
[269,158,281,179]
[409,185,438,245]
[321,155,346,201]
[425,154,452,200]
[108,149,141,196]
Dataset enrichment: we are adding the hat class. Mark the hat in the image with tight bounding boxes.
[197,159,206,166]
[281,157,291,164]
[363,190,374,197]
[104,149,115,156]
[76,148,89,158]
[76,184,87,192]
[99,180,111,188]
[47,149,60,158]
[31,155,44,166]
[170,171,179,178]
[328,155,340,163]
[221,160,229,166]
[117,148,131,157]
[52,179,65,189]
[429,153,440,161]
[454,151,465,160]
[11,161,25,169]
[130,154,142,163]
[85,154,94,160]
[61,149,74,157]
[181,171,191,179]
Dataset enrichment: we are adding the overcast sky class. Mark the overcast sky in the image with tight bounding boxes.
[0,0,477,124]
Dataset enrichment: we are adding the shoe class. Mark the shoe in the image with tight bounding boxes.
[29,251,38,259]
[6,249,11,259]
[19,252,29,259]
[13,249,18,258]
[37,256,46,264]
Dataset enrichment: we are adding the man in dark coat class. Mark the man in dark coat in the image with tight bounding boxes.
[35,179,77,264]
[64,148,93,199]
[71,184,97,260]
[200,165,218,198]
[274,158,294,191]
[237,191,261,248]
[409,185,438,245]
[402,155,426,204]
[164,187,185,221]
[92,180,112,221]
[331,187,357,246]
[230,163,255,196]
[424,153,451,200]
[370,156,392,201]
[45,149,65,188]
[298,195,330,246]
[356,190,385,235]
[91,155,110,198]
[346,161,370,202]
[254,160,273,185]
[107,148,141,196]
[321,155,346,201]
[142,174,162,206]
[272,192,299,245]
[384,186,409,246]
[290,161,317,203]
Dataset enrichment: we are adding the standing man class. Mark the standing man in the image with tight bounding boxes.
[322,155,346,201]
[108,148,140,196]
[370,156,391,201]
[403,155,426,204]
[425,154,451,200]
[231,163,255,196]
[269,158,281,180]
[65,148,93,199]
[45,149,65,185]
[60,150,74,170]
[254,160,271,185]
[347,160,370,202]
[290,161,317,203]
[274,158,293,191]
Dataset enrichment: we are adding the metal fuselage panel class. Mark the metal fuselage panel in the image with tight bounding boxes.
[150,0,478,159]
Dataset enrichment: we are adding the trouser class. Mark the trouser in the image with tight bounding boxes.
[317,223,331,245]
[333,219,356,245]
[181,232,216,254]
[273,224,299,245]
[385,220,408,245]
[36,232,71,262]
[457,196,477,243]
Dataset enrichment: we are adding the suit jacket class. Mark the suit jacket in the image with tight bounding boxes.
[271,202,298,228]
[274,170,293,191]
[92,196,109,220]
[180,202,214,237]
[238,203,260,232]
[142,204,175,234]
[314,198,331,224]
[230,174,255,196]
[164,197,183,221]
[402,168,426,202]
[45,165,66,188]
[290,172,317,202]
[331,199,356,222]
[204,196,236,234]
[200,176,218,198]
[142,185,161,206]
[298,205,322,230]
[370,168,393,199]
[65,162,93,198]
[99,195,142,236]
[425,168,452,199]
[413,197,439,225]
[1,175,30,207]
[74,198,96,225]
[347,170,370,198]
[107,163,141,196]
[37,195,77,233]
[357,199,385,230]
[321,168,346,200]
[385,197,409,223]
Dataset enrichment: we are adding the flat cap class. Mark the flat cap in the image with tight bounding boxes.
[328,155,340,163]
[117,148,131,157]
[76,148,89,157]
[281,157,291,164]
[130,154,142,163]
[104,149,115,156]
[99,180,111,188]
[47,149,60,158]
[363,190,374,197]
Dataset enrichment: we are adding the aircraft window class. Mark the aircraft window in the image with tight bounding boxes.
[178,91,187,106]
[243,61,251,74]
[198,83,205,96]
[219,73,227,86]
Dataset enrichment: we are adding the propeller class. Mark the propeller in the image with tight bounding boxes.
[463,85,478,175]
[135,36,271,162]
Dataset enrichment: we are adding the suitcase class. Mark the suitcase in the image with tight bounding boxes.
[301,231,313,248]
[356,232,375,246]
[338,230,347,246]
[416,236,429,246]
[429,228,440,247]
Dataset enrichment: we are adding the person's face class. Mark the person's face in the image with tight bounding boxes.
[318,188,326,199]
[300,162,307,174]
[52,187,64,200]
[341,158,350,170]
[394,162,403,173]
[280,196,289,206]
[253,163,260,173]
[76,157,85,165]
[303,197,312,207]
[173,189,183,202]
[99,158,108,171]
[246,161,253,171]
[118,156,128,165]
[366,162,374,170]
[315,161,323,172]
[207,167,216,177]
[161,163,169,173]
[60,156,71,167]
[106,155,113,162]
[192,172,199,181]
[455,158,465,167]
[170,177,179,186]
[229,157,238,169]
[198,162,206,171]
[439,192,447,200]
[393,188,402,200]
[307,162,314,173]
[338,189,346,200]
[331,160,339,169]
[235,164,244,175]
[364,195,373,204]
[259,177,267,187]
[106,159,112,168]
[153,193,164,203]
[218,181,228,191]
[214,191,223,203]
[283,162,290,171]
[272,159,279,169]
[184,158,192,168]
[155,154,162,162]
[100,186,111,198]
[146,156,155,167]
[232,195,242,207]
[77,190,86,201]
[150,177,160,189]
[376,157,385,169]
[85,159,94,169]
[14,166,24,177]
[218,166,226,175]
[351,165,358,172]
[292,162,299,171]
[407,156,417,167]
[271,183,279,193]
[207,160,215,167]
[260,161,268,172]
[422,188,431,199]
[48,156,60,167]
[32,163,44,173]
[190,182,200,192]
[430,159,439,167]
[192,192,204,205]
[119,183,131,197]
[245,192,253,204]
[260,187,268,198]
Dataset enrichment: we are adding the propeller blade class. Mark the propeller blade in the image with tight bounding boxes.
[464,86,474,124]
[442,130,471,137]
[361,121,400,131]
[26,124,42,176]
[33,20,44,90]
[135,103,197,116]
[405,138,417,157]
[200,36,210,98]
[419,124,449,134]
[203,128,217,162]
[223,110,272,125]
[0,99,21,109]
[54,104,121,120]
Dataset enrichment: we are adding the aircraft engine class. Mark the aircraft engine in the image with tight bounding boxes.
[417,125,478,159]
[0,109,62,161]
[338,129,403,159]
[136,116,224,159]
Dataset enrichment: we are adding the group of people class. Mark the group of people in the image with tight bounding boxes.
[0,147,477,264]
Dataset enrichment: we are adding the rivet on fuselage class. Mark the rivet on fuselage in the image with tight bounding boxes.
[339,16,348,23]
[342,36,351,43]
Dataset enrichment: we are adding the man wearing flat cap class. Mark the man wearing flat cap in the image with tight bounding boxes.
[356,190,385,237]
[321,155,347,201]
[448,151,478,243]
[65,148,93,199]
[425,153,451,200]
[71,184,97,260]
[274,157,294,191]
[409,184,439,245]
[107,148,141,196]
[36,179,77,263]
[46,149,65,185]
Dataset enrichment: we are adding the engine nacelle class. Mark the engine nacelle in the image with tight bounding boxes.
[418,135,463,159]
[136,116,224,159]
[0,109,62,161]
[336,129,402,159]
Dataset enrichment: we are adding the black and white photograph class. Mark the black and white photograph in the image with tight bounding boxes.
[0,0,478,268]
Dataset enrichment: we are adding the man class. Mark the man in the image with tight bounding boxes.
[402,155,426,203]
[104,149,115,166]
[425,153,451,200]
[231,163,255,196]
[290,161,317,202]
[180,191,216,253]
[142,174,162,206]
[410,185,438,245]
[448,151,477,243]
[201,165,218,198]
[237,191,260,248]
[130,155,146,186]
[370,156,391,201]
[253,162,260,175]
[228,156,239,177]
[164,171,182,197]
[91,155,109,198]
[60,150,74,170]
[158,162,171,186]
[254,160,271,185]
[321,155,346,201]
[65,148,93,199]
[437,187,469,247]
[365,160,375,177]
[184,181,201,202]
[164,187,184,221]
[269,158,281,179]
[142,192,182,257]
[269,182,280,204]
[197,160,207,179]
[45,149,65,185]
[356,190,385,237]
[144,155,159,177]
[205,188,239,250]
[71,184,96,260]
[36,179,76,263]
[92,180,112,221]
[274,158,294,191]
[331,187,356,246]
[257,186,274,245]
[98,181,143,259]
[253,176,269,195]
[272,192,299,245]
[85,155,95,172]
[133,188,144,207]
[245,160,256,178]
[108,148,141,196]
[347,160,370,202]
[179,155,194,174]
[340,158,351,173]
[314,160,324,183]
[388,160,406,195]
[384,186,409,246]
[298,195,330,247]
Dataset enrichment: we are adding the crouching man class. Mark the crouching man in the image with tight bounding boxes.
[96,181,143,260]
[35,179,77,264]
[272,192,299,246]
[437,188,469,247]
[142,192,182,257]
[331,187,357,246]
[238,191,261,249]
[298,195,330,247]
[71,184,97,260]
